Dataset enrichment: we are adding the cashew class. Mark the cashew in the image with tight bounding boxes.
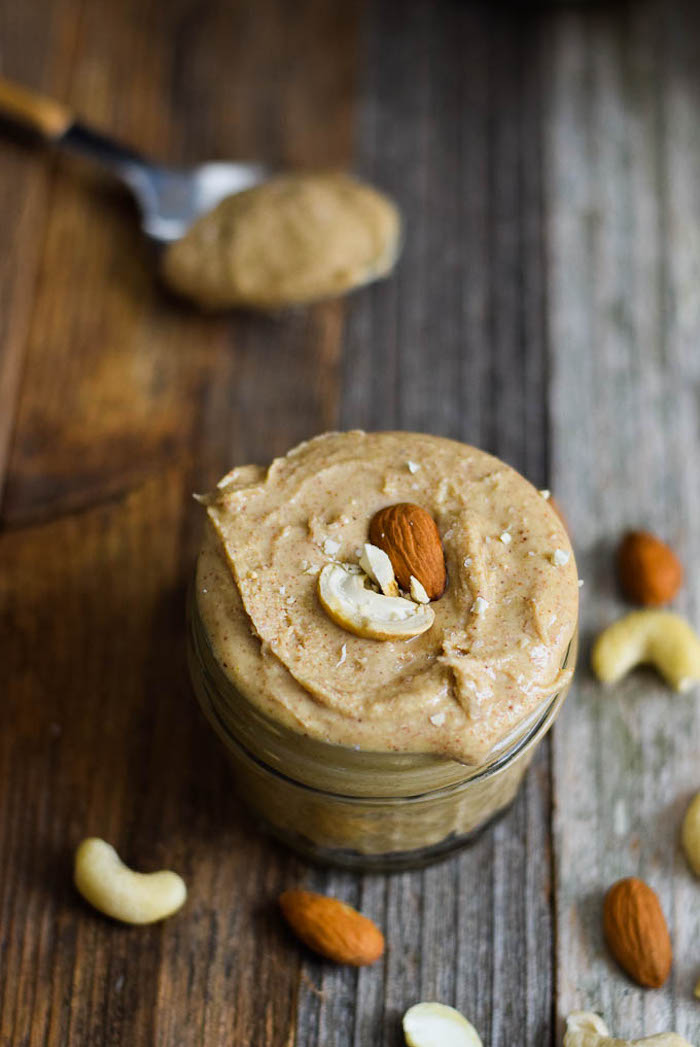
[564,1011,693,1047]
[681,791,700,877]
[318,563,434,640]
[591,611,700,692]
[403,1002,483,1047]
[74,838,187,924]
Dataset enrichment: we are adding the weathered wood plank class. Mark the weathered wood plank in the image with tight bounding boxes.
[0,0,82,505]
[0,1,358,1045]
[296,4,556,1045]
[0,473,302,1046]
[1,0,357,527]
[547,2,700,1041]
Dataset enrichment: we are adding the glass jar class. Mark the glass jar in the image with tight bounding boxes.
[188,592,577,871]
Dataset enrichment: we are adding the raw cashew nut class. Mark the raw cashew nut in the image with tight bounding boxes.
[74,838,187,925]
[318,563,434,640]
[591,611,700,692]
[564,1010,693,1047]
[681,791,700,877]
[402,1002,483,1047]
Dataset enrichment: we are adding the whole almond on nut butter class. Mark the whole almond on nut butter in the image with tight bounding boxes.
[369,503,446,600]
[602,877,672,988]
[279,889,384,966]
[618,531,683,606]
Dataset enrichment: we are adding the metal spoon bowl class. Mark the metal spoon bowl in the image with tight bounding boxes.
[0,75,270,245]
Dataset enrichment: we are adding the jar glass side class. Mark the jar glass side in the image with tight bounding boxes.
[188,590,577,870]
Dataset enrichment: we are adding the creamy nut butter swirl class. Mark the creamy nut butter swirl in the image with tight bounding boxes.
[197,431,578,765]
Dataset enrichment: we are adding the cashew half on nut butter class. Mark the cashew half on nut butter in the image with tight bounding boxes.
[564,1010,692,1047]
[318,560,435,640]
[74,838,187,924]
[591,610,700,692]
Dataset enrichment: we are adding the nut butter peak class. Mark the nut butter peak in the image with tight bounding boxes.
[369,503,446,600]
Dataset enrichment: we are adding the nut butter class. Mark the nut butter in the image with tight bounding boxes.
[188,431,578,869]
[162,172,401,310]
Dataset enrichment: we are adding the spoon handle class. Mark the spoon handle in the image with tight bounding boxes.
[0,75,73,140]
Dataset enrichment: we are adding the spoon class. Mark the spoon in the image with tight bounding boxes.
[0,75,270,244]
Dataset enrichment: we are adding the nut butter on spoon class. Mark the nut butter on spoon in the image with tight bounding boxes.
[0,76,401,309]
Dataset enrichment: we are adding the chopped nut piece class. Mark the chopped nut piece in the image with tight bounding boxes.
[336,644,347,667]
[552,548,570,566]
[539,489,551,500]
[359,543,399,597]
[429,712,446,726]
[409,576,430,604]
[323,538,341,557]
[407,460,421,474]
[499,531,512,545]
[472,596,489,616]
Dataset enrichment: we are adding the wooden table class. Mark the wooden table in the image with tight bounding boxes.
[1,1,698,1043]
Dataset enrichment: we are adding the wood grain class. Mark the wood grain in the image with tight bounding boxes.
[0,0,358,1045]
[3,0,699,1045]
[299,4,556,1046]
[547,2,699,1041]
[1,0,357,526]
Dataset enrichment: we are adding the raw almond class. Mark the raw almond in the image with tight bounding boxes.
[369,503,446,600]
[618,531,683,607]
[279,889,384,966]
[602,876,672,988]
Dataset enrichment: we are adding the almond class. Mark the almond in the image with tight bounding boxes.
[369,503,446,600]
[618,531,683,606]
[279,889,384,966]
[602,876,672,988]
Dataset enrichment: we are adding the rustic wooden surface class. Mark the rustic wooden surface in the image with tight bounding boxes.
[0,1,698,1045]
